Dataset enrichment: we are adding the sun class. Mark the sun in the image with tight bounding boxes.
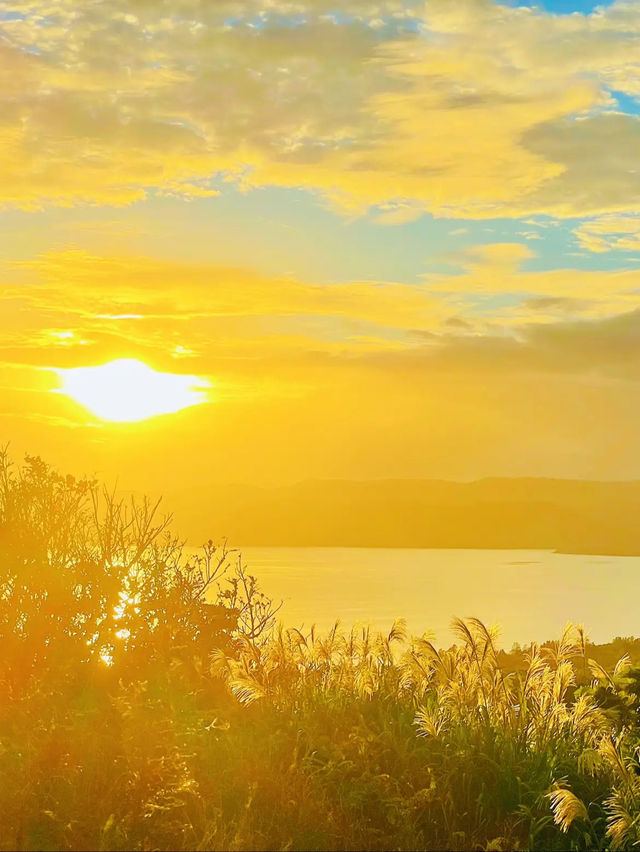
[53,359,211,423]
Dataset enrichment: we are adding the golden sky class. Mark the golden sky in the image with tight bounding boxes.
[2,0,640,514]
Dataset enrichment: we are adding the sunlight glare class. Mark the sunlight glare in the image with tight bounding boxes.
[53,358,211,422]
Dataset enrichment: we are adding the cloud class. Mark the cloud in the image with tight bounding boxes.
[421,242,640,319]
[0,250,455,381]
[3,244,638,374]
[11,249,448,330]
[365,307,640,386]
[573,214,640,252]
[519,296,593,314]
[523,113,640,218]
[0,246,637,390]
[0,0,639,218]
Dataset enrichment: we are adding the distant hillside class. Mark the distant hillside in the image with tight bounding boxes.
[174,478,640,555]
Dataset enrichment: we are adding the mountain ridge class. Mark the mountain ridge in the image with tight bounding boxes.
[169,477,640,555]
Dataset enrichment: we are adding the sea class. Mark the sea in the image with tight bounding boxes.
[224,546,640,648]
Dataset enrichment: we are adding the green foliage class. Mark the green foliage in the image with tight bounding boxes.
[3,450,640,850]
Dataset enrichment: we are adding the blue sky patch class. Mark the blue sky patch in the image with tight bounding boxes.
[502,0,615,13]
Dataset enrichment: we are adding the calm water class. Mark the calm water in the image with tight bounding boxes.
[234,547,640,648]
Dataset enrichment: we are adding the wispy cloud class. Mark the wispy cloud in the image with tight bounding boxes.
[573,214,640,252]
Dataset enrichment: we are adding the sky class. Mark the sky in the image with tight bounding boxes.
[1,0,640,516]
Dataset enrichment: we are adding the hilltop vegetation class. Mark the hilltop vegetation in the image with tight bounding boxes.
[3,451,640,851]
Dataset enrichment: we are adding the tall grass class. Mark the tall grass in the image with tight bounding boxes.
[2,450,640,850]
[211,617,640,850]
